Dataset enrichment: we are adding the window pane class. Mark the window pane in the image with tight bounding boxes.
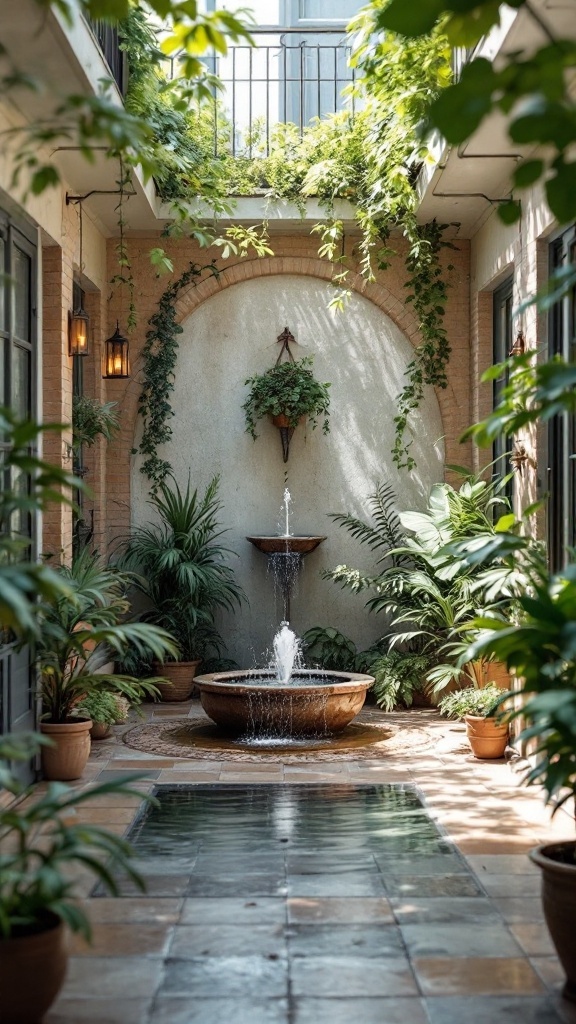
[13,245,31,343]
[300,0,356,19]
[12,346,31,418]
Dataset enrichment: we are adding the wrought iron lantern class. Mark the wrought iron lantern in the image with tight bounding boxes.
[68,305,90,356]
[102,323,130,379]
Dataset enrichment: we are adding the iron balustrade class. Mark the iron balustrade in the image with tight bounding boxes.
[169,29,356,158]
[86,18,126,96]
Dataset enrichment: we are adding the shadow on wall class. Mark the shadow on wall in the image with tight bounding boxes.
[131,274,445,665]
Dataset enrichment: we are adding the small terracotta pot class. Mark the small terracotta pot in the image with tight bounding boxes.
[0,913,68,1023]
[90,721,111,740]
[153,660,202,702]
[530,841,576,1001]
[40,718,92,780]
[270,413,305,430]
[464,714,508,759]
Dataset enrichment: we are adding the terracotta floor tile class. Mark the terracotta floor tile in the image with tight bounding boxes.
[69,922,173,957]
[413,956,545,995]
[479,874,542,898]
[72,808,139,825]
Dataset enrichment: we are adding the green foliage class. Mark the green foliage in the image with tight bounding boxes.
[0,409,83,642]
[0,732,151,939]
[76,690,131,726]
[371,0,576,227]
[326,470,521,692]
[120,475,244,663]
[36,549,177,723]
[302,626,358,673]
[302,625,430,709]
[464,352,576,447]
[370,650,432,712]
[136,261,219,487]
[72,396,119,452]
[393,221,454,468]
[468,564,576,812]
[243,357,331,440]
[438,682,504,720]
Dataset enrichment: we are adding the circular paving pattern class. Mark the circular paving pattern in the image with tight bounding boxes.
[122,708,437,762]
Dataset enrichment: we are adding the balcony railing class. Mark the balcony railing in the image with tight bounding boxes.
[170,29,356,158]
[87,18,126,96]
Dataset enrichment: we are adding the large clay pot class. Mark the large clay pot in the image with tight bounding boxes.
[464,714,509,759]
[0,912,68,1023]
[153,660,202,702]
[530,841,576,1001]
[40,718,92,780]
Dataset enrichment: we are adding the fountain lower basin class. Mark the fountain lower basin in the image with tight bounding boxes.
[194,669,374,737]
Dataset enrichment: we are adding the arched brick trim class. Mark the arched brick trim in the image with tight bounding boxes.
[115,257,425,458]
[173,257,422,343]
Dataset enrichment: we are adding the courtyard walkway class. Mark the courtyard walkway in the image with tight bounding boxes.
[44,701,575,1024]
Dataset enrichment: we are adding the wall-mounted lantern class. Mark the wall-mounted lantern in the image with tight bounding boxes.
[102,323,130,379]
[68,305,90,356]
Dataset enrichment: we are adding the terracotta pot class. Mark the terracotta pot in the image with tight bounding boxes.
[464,714,509,759]
[270,413,305,430]
[40,718,92,780]
[530,841,576,1001]
[0,912,68,1023]
[90,721,111,740]
[153,660,202,702]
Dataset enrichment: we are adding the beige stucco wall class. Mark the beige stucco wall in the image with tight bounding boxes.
[131,273,445,667]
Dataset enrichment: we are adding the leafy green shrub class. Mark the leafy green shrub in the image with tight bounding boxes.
[438,684,504,721]
[76,691,131,726]
[370,650,433,712]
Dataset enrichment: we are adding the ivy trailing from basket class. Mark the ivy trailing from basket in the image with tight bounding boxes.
[135,261,219,487]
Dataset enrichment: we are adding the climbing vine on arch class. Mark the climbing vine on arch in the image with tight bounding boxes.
[135,261,219,488]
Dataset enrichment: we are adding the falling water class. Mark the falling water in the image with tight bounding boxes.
[273,621,302,684]
[280,487,292,538]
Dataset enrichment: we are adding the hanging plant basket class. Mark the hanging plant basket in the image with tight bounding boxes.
[243,328,330,463]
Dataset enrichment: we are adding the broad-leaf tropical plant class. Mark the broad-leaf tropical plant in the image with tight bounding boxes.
[0,732,152,939]
[469,562,576,814]
[120,475,244,664]
[36,549,178,723]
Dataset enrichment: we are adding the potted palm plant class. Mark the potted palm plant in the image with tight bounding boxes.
[36,550,178,778]
[120,475,244,701]
[243,355,331,462]
[0,731,151,1023]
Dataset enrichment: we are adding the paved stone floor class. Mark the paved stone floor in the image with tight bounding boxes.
[43,699,576,1024]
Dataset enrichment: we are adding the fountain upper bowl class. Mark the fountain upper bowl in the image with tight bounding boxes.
[247,536,326,555]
